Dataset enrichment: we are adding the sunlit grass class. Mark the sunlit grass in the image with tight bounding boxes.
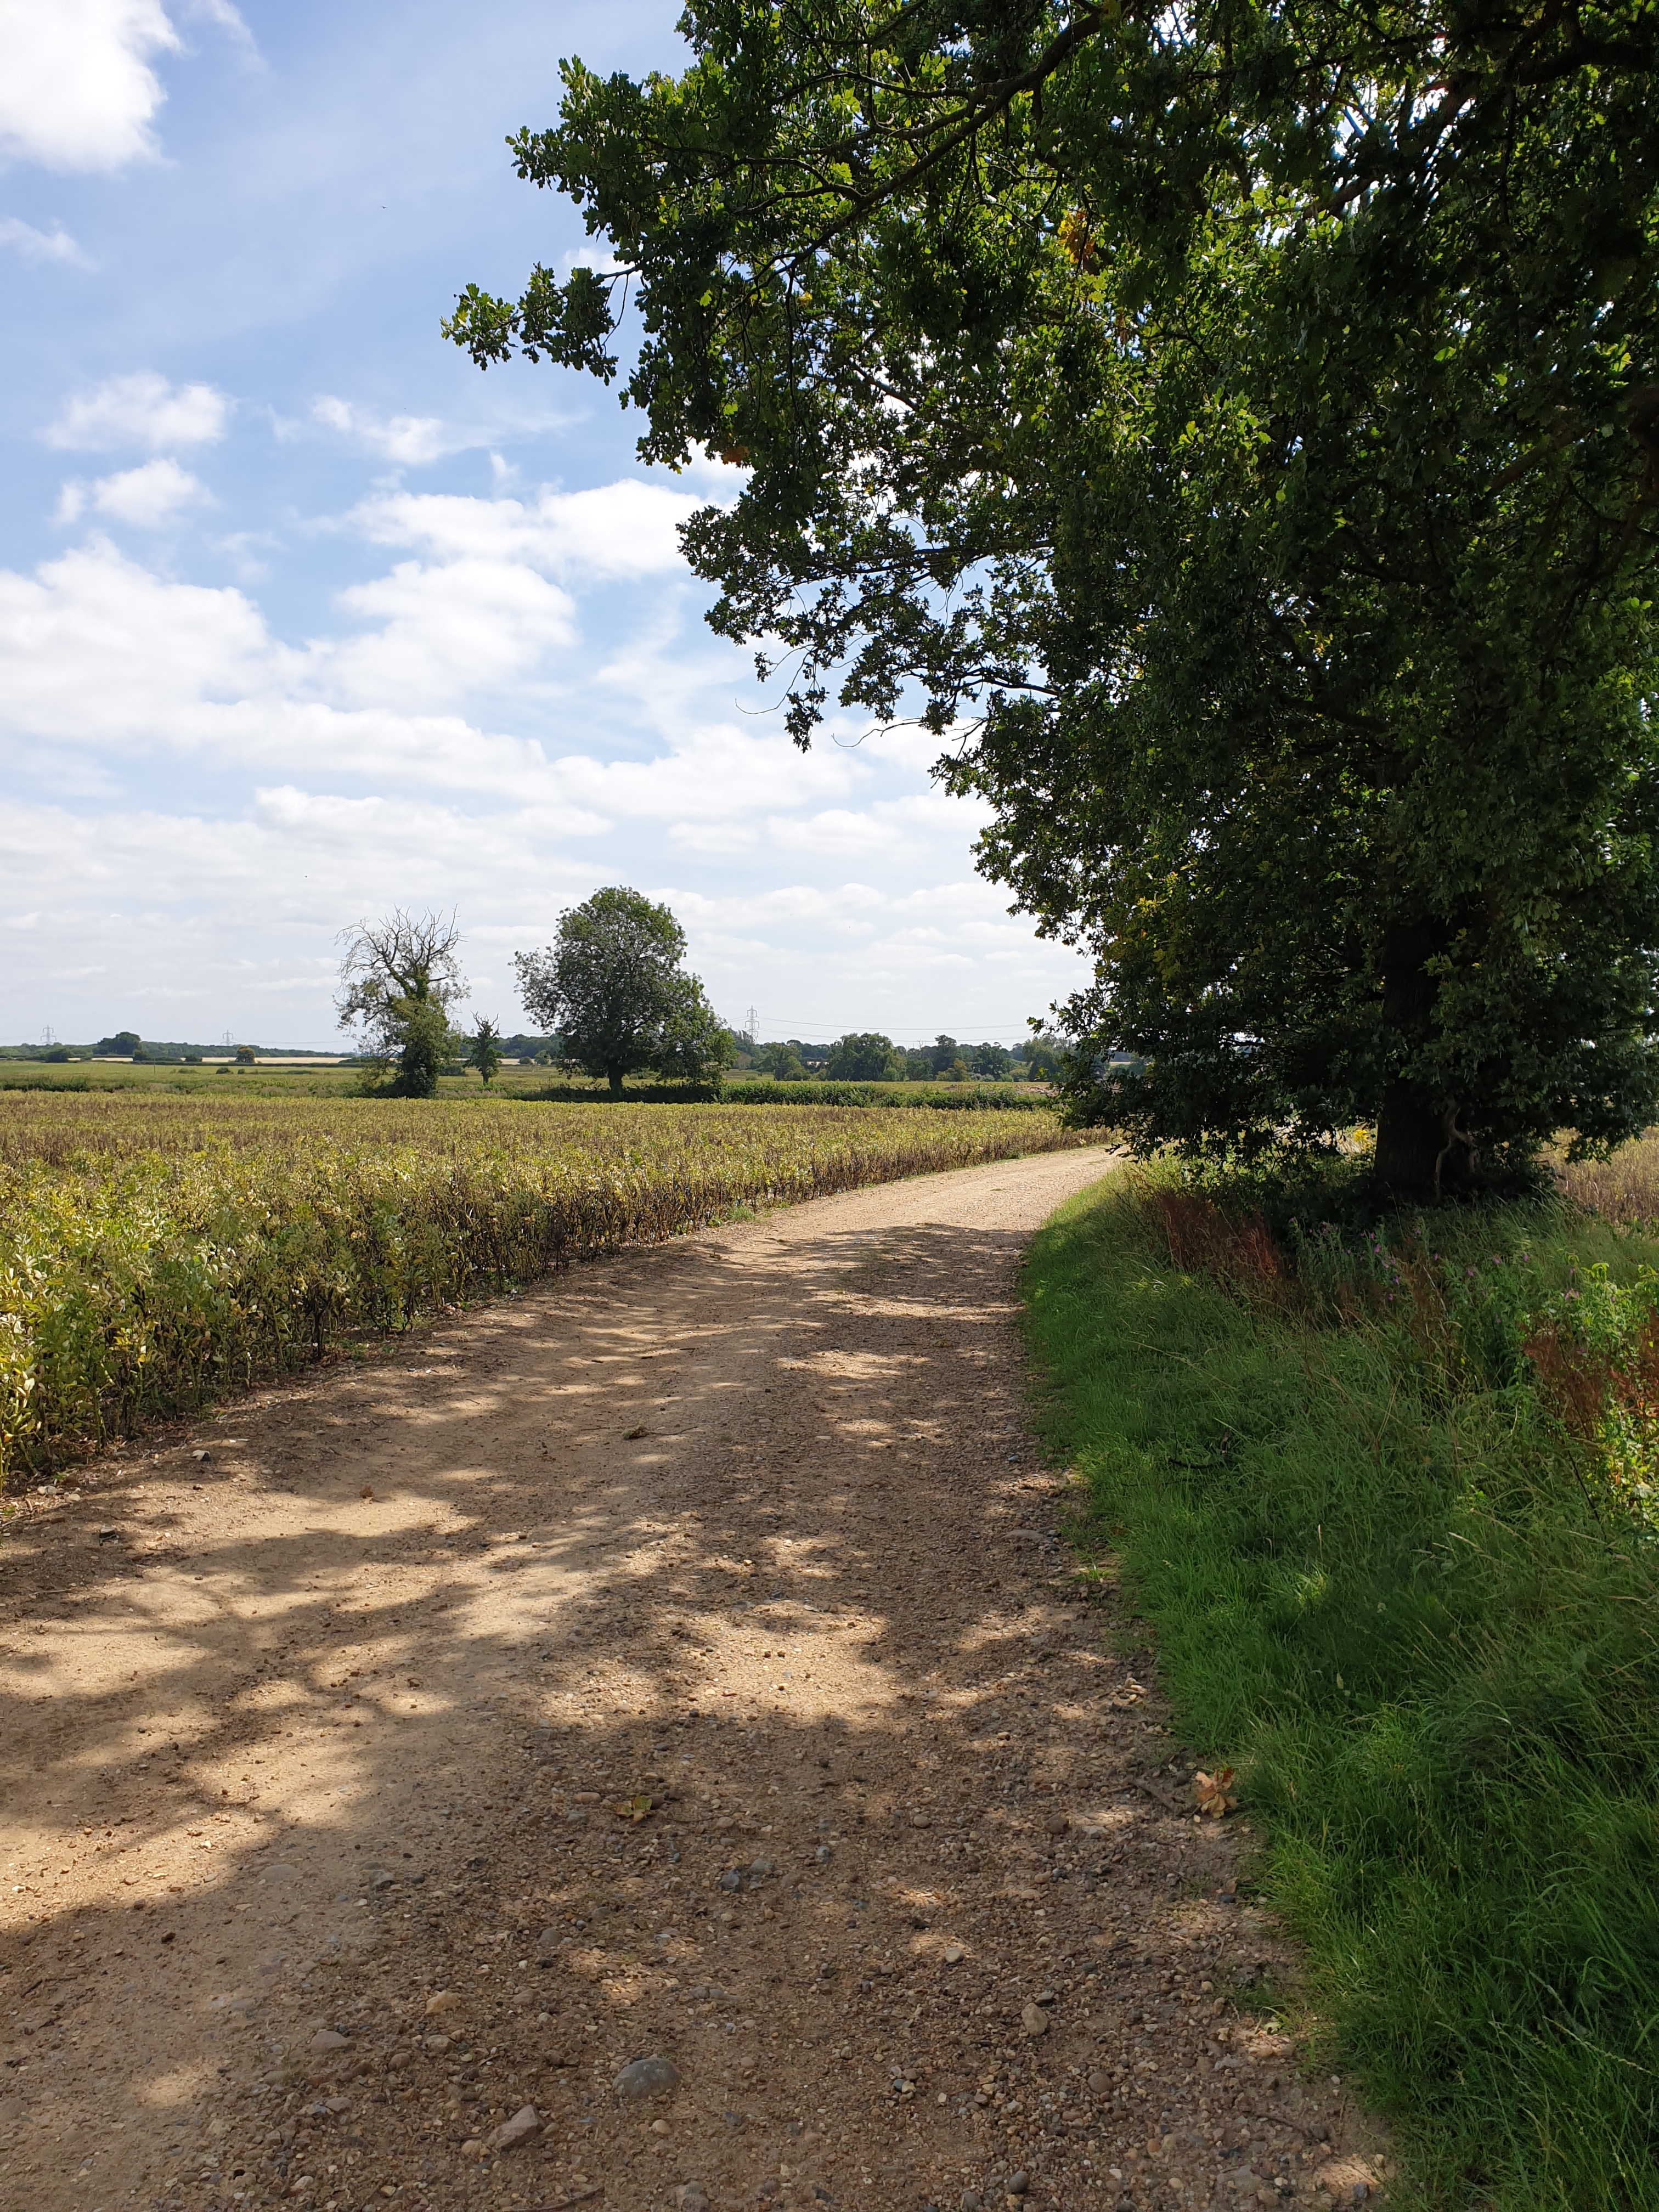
[1024,1170,1659,2210]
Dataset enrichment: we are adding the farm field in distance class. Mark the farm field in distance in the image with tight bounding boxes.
[0,1092,1094,1484]
[0,1059,1056,1106]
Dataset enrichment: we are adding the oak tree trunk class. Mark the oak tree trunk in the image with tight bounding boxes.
[1373,919,1475,1197]
[1375,1082,1444,1194]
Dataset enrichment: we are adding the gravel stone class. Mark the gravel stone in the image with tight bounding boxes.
[614,2055,680,2101]
[483,2105,540,2153]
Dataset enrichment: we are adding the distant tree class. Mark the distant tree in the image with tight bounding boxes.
[970,1041,1012,1079]
[336,909,468,1099]
[757,1040,807,1081]
[826,1032,901,1081]
[466,1016,504,1086]
[234,1045,257,1068]
[659,1005,739,1085]
[1024,1032,1064,1082]
[926,1036,959,1079]
[514,887,731,1096]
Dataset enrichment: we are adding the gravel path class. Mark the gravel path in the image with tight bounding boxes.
[0,1147,1383,2212]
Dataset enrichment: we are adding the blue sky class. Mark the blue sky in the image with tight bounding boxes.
[0,1,1091,1050]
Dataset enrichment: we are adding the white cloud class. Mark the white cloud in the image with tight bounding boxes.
[0,537,918,848]
[0,536,600,803]
[57,456,210,528]
[208,528,278,584]
[0,518,1042,1030]
[551,723,861,829]
[0,781,1090,1047]
[0,540,275,742]
[667,818,759,856]
[0,0,179,173]
[312,395,452,469]
[561,245,626,278]
[857,721,966,776]
[44,370,229,453]
[765,806,913,857]
[351,481,704,583]
[0,790,600,934]
[0,215,89,265]
[301,481,713,710]
[177,0,256,60]
[0,1,256,174]
[326,558,577,708]
[765,788,990,857]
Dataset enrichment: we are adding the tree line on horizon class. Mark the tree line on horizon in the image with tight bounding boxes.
[319,892,1058,1097]
[0,1028,1057,1079]
[739,1032,1057,1084]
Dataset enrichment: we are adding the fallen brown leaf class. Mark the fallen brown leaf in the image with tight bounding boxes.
[1194,1767,1238,1818]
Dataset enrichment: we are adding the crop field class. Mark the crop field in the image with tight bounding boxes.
[0,1092,1092,1482]
[0,1060,1053,1109]
[1555,1130,1659,1226]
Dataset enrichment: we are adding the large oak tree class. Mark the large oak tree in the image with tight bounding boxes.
[515,886,731,1093]
[451,1,1659,1191]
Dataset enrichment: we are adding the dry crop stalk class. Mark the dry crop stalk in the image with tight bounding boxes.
[0,1098,1092,1479]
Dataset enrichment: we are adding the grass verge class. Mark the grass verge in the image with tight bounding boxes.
[1022,1169,1659,2210]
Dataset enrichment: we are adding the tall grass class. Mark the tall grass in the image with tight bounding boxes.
[0,1095,1092,1480]
[1024,1170,1659,2210]
[1559,1130,1659,1229]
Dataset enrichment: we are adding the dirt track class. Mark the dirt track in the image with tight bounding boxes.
[0,1148,1381,2212]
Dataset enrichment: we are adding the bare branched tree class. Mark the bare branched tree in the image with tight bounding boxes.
[336,910,468,1096]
